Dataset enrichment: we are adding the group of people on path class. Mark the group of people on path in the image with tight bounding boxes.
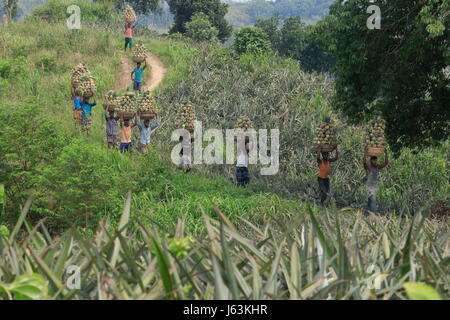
[71,22,158,153]
[72,21,388,214]
[316,147,389,214]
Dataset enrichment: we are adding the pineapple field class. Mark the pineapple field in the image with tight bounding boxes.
[0,1,448,301]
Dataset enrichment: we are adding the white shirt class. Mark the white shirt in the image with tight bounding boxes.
[236,150,248,168]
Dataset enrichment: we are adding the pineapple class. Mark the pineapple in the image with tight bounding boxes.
[234,117,254,131]
[364,115,387,149]
[176,104,196,132]
[313,118,337,150]
[132,41,147,63]
[124,5,137,23]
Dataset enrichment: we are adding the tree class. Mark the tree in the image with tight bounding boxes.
[254,14,281,50]
[2,0,18,20]
[233,26,272,55]
[185,12,219,42]
[94,0,163,15]
[318,0,450,151]
[278,17,308,60]
[167,0,232,42]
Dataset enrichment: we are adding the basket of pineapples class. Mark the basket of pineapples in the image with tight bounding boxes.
[364,115,387,156]
[138,90,158,120]
[176,104,196,133]
[118,91,137,120]
[313,118,337,152]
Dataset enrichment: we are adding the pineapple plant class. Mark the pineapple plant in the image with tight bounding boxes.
[176,104,196,132]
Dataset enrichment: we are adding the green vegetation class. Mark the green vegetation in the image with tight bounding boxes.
[232,26,271,55]
[185,12,219,43]
[0,197,448,299]
[316,0,450,151]
[0,1,448,300]
[167,0,232,42]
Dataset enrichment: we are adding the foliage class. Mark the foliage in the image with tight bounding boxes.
[0,273,48,300]
[167,0,232,42]
[2,0,18,19]
[0,199,448,299]
[30,0,120,24]
[404,282,442,300]
[317,0,450,151]
[185,12,219,43]
[232,26,271,55]
[225,0,334,28]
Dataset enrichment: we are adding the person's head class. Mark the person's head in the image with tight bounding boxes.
[127,22,131,27]
[84,96,90,102]
[144,119,150,127]
[370,156,378,166]
[124,119,130,126]
[108,110,115,118]
[321,152,329,160]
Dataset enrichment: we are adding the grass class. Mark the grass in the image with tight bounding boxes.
[0,3,448,300]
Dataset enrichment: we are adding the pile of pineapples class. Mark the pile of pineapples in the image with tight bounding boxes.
[132,42,147,63]
[70,63,90,90]
[138,90,158,114]
[118,92,137,113]
[365,116,386,149]
[234,117,254,131]
[124,5,136,23]
[77,75,97,98]
[176,104,196,132]
[313,119,337,149]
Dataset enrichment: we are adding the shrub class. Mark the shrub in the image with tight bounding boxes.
[185,12,219,43]
[233,26,272,55]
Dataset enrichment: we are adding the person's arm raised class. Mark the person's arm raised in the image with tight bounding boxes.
[330,147,339,162]
[379,149,389,169]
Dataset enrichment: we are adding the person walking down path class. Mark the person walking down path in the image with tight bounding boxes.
[73,92,82,127]
[80,96,97,133]
[363,148,389,215]
[236,137,250,187]
[179,135,193,172]
[105,110,120,149]
[316,148,339,207]
[131,61,146,93]
[124,22,135,51]
[136,114,159,154]
[119,115,136,153]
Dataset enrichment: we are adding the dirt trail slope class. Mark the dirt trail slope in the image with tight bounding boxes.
[115,52,167,92]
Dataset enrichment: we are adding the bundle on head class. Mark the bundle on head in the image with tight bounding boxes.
[313,118,337,152]
[124,5,136,23]
[138,90,158,119]
[118,91,137,119]
[78,75,97,98]
[176,104,196,132]
[104,90,117,111]
[132,42,147,63]
[234,116,254,131]
[364,115,386,156]
[70,63,91,89]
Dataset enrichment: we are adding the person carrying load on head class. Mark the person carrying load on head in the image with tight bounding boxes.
[236,136,250,187]
[105,110,120,149]
[316,148,339,207]
[80,96,97,134]
[124,22,136,51]
[119,114,136,153]
[363,148,388,215]
[131,61,146,93]
[136,113,159,154]
[73,91,82,127]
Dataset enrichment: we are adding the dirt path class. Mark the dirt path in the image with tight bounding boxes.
[115,53,167,92]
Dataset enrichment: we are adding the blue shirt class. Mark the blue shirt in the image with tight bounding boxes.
[81,101,96,119]
[137,117,159,145]
[73,97,82,110]
[133,68,144,83]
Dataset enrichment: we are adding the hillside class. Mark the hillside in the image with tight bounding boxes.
[0,1,449,300]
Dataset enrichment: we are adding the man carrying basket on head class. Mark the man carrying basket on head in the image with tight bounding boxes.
[131,61,147,93]
[124,22,135,51]
[363,148,388,215]
[316,148,339,207]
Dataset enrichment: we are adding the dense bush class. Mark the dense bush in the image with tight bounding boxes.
[232,26,272,55]
[185,12,219,43]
